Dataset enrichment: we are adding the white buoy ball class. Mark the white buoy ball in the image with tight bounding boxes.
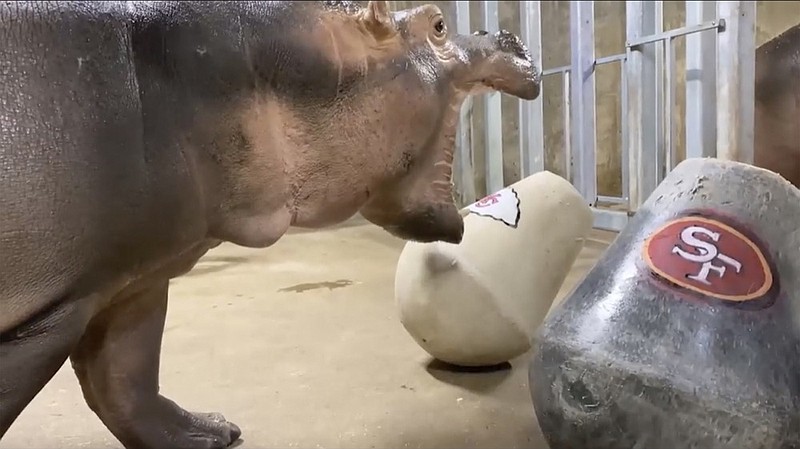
[394,171,593,367]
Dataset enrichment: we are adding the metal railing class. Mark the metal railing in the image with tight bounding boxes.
[451,0,756,232]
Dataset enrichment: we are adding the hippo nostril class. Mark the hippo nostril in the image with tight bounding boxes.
[490,30,531,61]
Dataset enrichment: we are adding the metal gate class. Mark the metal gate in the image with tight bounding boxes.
[450,1,757,232]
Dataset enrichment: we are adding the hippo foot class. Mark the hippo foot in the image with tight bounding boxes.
[126,396,241,449]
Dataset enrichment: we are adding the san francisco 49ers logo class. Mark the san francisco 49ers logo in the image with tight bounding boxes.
[643,216,773,302]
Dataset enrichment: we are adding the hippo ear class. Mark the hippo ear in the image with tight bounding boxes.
[362,1,395,39]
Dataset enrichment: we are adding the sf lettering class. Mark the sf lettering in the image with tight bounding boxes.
[671,225,743,285]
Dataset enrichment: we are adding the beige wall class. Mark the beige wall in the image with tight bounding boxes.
[390,1,800,203]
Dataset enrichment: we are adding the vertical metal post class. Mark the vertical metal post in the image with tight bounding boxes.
[563,73,572,182]
[569,1,598,206]
[716,1,756,163]
[625,1,664,211]
[454,1,476,205]
[518,1,545,177]
[664,37,676,172]
[482,0,504,193]
[685,1,718,159]
[620,62,630,204]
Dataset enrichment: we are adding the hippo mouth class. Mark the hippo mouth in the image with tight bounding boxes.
[359,122,463,245]
[431,142,456,203]
[382,135,462,244]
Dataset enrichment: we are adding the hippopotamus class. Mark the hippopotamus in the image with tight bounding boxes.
[755,23,800,187]
[0,1,540,447]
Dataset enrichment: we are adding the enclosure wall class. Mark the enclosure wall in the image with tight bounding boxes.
[390,0,800,204]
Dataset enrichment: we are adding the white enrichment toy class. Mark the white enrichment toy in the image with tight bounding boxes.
[394,171,593,366]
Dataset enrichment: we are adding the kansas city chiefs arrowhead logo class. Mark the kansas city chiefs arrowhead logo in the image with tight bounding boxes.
[467,187,521,228]
[643,214,775,304]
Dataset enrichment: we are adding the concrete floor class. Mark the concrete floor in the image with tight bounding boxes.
[1,218,615,449]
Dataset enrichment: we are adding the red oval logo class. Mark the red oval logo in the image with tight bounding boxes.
[643,216,773,302]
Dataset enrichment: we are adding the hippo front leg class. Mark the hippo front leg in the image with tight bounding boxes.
[70,281,241,449]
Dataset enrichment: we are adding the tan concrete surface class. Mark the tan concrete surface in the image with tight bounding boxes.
[0,219,615,449]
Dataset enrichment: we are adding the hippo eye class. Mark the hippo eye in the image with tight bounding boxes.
[433,18,446,36]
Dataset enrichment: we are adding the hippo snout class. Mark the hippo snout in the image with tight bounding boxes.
[454,30,541,101]
[490,30,541,100]
[366,202,465,245]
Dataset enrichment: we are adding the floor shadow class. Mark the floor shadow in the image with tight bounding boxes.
[184,256,251,277]
[277,279,354,293]
[424,358,514,394]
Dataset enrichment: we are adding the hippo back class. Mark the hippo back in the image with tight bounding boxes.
[0,2,204,330]
[754,23,800,188]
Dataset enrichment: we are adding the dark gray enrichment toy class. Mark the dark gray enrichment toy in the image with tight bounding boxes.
[529,157,800,449]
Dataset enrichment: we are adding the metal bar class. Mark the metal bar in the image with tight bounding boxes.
[597,195,627,205]
[519,1,545,177]
[482,0,504,193]
[563,72,572,182]
[592,208,630,232]
[627,19,723,48]
[620,56,630,204]
[542,65,571,77]
[665,37,676,173]
[716,1,756,163]
[596,53,627,66]
[625,0,663,211]
[595,53,629,203]
[569,0,597,206]
[457,97,476,206]
[453,1,476,205]
[541,59,623,81]
[685,1,719,159]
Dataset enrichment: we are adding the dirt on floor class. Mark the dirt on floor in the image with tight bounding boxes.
[0,217,615,449]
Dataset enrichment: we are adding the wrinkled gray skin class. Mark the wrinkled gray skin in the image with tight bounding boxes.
[754,23,800,188]
[0,1,540,448]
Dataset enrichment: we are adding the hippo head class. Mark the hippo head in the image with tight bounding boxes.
[209,1,540,248]
[311,1,540,244]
